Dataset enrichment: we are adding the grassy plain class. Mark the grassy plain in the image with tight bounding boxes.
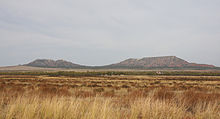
[0,71,220,119]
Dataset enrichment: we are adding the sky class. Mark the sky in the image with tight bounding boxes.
[0,0,220,66]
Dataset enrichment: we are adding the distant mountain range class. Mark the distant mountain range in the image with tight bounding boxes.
[24,56,217,70]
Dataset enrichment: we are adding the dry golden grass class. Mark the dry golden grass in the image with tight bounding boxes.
[0,91,219,119]
[0,75,220,119]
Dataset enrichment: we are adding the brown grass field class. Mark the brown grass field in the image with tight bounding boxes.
[0,73,220,119]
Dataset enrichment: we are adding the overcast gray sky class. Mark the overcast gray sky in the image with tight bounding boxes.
[0,0,220,66]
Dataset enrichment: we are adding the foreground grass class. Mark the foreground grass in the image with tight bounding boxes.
[0,74,220,119]
[0,90,219,119]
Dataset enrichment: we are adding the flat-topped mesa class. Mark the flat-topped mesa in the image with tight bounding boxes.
[109,56,215,69]
[25,59,83,68]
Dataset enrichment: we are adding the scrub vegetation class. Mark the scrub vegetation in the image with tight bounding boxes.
[0,72,220,119]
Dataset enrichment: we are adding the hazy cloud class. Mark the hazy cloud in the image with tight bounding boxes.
[0,0,220,66]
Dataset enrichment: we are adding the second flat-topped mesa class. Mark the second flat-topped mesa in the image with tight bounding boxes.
[107,56,215,69]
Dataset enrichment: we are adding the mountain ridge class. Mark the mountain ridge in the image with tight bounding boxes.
[24,56,216,70]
